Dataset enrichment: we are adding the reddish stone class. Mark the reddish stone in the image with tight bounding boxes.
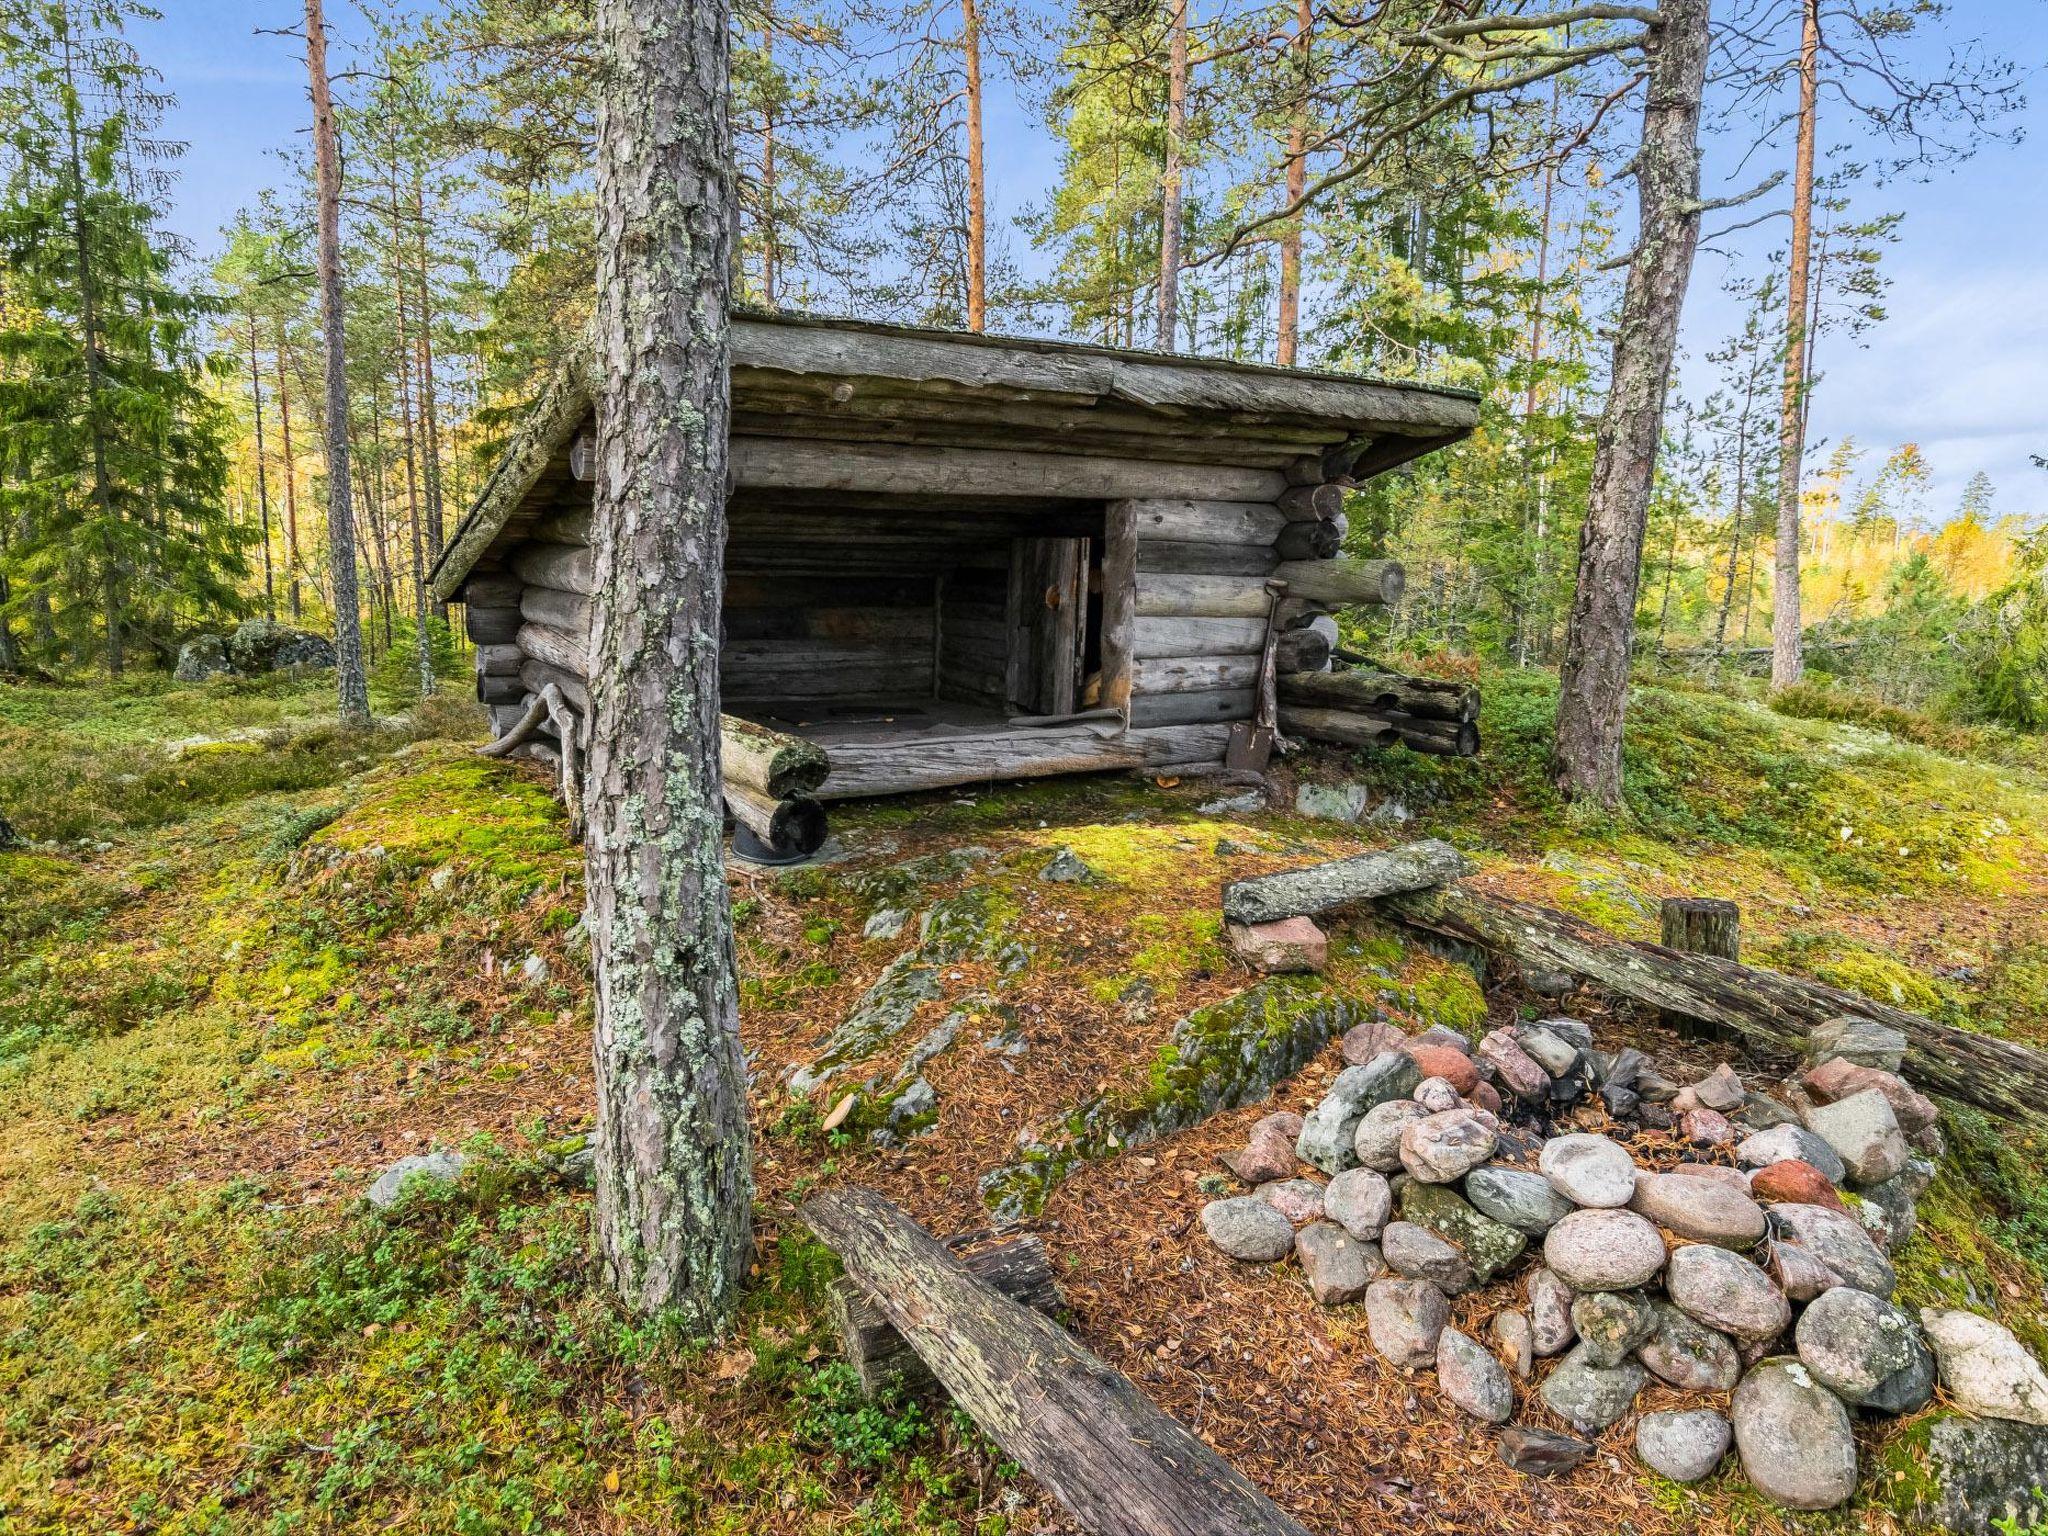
[1749,1159,1845,1211]
[1405,1043,1479,1095]
[1681,1108,1735,1147]
[1225,916,1327,975]
[1469,1080,1504,1115]
[1341,1020,1410,1067]
[1479,1029,1550,1101]
[1222,1113,1304,1185]
[1802,1058,1938,1134]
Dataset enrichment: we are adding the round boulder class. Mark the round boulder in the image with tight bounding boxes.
[1920,1307,2048,1426]
[1539,1342,1647,1435]
[1201,1196,1295,1262]
[1638,1300,1741,1392]
[1467,1165,1575,1235]
[1770,1202,1897,1297]
[1414,1076,1463,1113]
[1323,1167,1393,1242]
[1406,1042,1479,1094]
[1543,1207,1667,1291]
[1736,1123,1847,1184]
[1749,1159,1845,1211]
[1382,1220,1475,1295]
[1354,1099,1429,1173]
[1256,1177,1326,1225]
[1731,1358,1859,1510]
[1666,1244,1791,1343]
[1437,1326,1514,1423]
[1571,1289,1655,1368]
[1796,1285,1933,1412]
[1363,1277,1449,1369]
[1636,1409,1731,1484]
[1400,1108,1497,1184]
[1528,1266,1576,1356]
[1539,1133,1638,1208]
[1629,1171,1767,1248]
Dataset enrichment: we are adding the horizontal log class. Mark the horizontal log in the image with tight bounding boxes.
[723,716,830,799]
[1375,882,2048,1123]
[475,643,524,677]
[1276,483,1344,521]
[1270,558,1404,607]
[1279,668,1480,723]
[1273,627,1331,673]
[1134,574,1277,619]
[510,541,595,595]
[476,672,525,706]
[831,1235,1062,1400]
[520,657,589,716]
[518,620,590,678]
[465,605,521,646]
[1275,597,1331,629]
[816,723,1144,800]
[1126,688,1255,727]
[1223,838,1476,925]
[458,572,523,607]
[1133,617,1268,660]
[1125,722,1236,767]
[1124,500,1285,547]
[803,1187,1315,1536]
[1134,655,1259,694]
[1277,705,1478,756]
[532,508,594,546]
[1272,516,1345,561]
[1136,541,1279,577]
[724,782,829,858]
[729,438,1288,502]
[520,585,590,636]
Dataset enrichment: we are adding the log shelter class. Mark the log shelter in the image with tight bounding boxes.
[429,310,1479,801]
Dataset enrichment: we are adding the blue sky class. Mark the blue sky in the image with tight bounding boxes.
[155,0,2048,520]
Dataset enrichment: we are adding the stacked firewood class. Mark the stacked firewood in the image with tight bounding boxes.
[1279,665,1481,757]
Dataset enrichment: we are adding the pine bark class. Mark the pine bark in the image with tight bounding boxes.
[962,0,987,331]
[1770,0,1820,690]
[1551,0,1709,805]
[305,0,370,724]
[1274,0,1309,366]
[1155,0,1188,351]
[588,0,753,1330]
[246,307,276,622]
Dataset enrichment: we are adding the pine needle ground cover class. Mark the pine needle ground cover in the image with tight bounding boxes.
[4,667,2048,1534]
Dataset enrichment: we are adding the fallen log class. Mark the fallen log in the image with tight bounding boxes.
[1273,626,1331,673]
[722,715,830,799]
[1272,516,1344,561]
[830,1234,1061,1400]
[723,782,828,859]
[804,1187,1314,1536]
[1223,838,1475,926]
[1376,882,2048,1122]
[1279,668,1479,724]
[1278,704,1479,757]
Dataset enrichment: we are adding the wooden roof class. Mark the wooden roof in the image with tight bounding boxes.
[430,310,1482,601]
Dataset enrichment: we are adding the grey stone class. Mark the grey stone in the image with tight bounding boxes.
[1795,1286,1933,1412]
[1735,1124,1847,1184]
[227,618,335,673]
[1539,1342,1647,1435]
[1353,1099,1429,1173]
[1921,1308,2048,1426]
[1323,1167,1392,1241]
[1438,1327,1515,1423]
[1528,1266,1576,1356]
[1412,1023,1473,1054]
[1731,1358,1858,1511]
[1628,1172,1767,1248]
[1493,1309,1536,1379]
[1770,1202,1897,1297]
[173,632,232,681]
[1539,1133,1638,1208]
[1466,1166,1576,1234]
[1381,1220,1474,1294]
[1910,1414,2048,1536]
[1859,1167,1923,1248]
[366,1150,468,1208]
[1638,1301,1742,1391]
[1413,1076,1463,1113]
[1535,1016,1594,1052]
[1803,1087,1909,1185]
[1040,847,1097,883]
[1399,1108,1496,1183]
[1542,1208,1667,1291]
[1256,1177,1325,1225]
[1666,1244,1790,1343]
[1363,1277,1450,1368]
[1399,1181,1527,1284]
[1515,1025,1580,1078]
[1297,1051,1423,1173]
[1296,781,1370,822]
[1807,1015,1908,1071]
[1636,1409,1731,1484]
[1202,1196,1296,1262]
[1295,1221,1382,1306]
[1692,1063,1747,1112]
[1736,1093,1802,1132]
[1497,1425,1593,1477]
[1600,1083,1641,1119]
[1571,1289,1655,1368]
[863,906,912,941]
[1199,790,1264,815]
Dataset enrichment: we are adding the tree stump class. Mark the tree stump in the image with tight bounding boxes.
[1660,897,1741,1043]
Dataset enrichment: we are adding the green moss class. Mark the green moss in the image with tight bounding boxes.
[1405,960,1487,1035]
[1813,947,1951,1017]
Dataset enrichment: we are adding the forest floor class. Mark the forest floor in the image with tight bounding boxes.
[4,664,2048,1535]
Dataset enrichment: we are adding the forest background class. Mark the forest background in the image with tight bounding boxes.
[3,0,2044,731]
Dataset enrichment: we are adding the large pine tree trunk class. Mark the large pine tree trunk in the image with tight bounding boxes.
[1274,0,1309,366]
[1155,0,1188,350]
[1770,0,1820,690]
[305,0,370,725]
[588,0,753,1330]
[1551,0,1709,805]
[962,0,987,331]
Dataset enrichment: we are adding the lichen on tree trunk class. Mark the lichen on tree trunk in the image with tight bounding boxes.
[1551,0,1710,807]
[587,0,753,1330]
